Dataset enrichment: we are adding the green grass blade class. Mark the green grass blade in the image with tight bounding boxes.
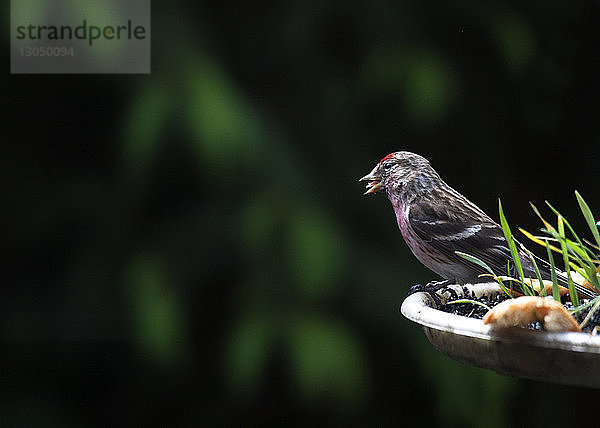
[568,263,600,294]
[570,294,600,315]
[506,260,513,295]
[455,251,512,296]
[583,238,600,252]
[576,191,600,248]
[455,251,494,275]
[546,239,560,302]
[528,252,546,297]
[498,199,530,295]
[561,239,589,266]
[540,228,586,264]
[558,215,579,307]
[579,298,600,330]
[545,201,585,247]
[584,265,600,290]
[569,262,587,281]
[546,201,598,261]
[530,202,556,233]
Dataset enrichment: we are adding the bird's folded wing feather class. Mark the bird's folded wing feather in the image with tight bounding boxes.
[408,200,514,278]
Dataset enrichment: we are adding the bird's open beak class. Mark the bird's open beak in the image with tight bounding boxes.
[359,165,383,195]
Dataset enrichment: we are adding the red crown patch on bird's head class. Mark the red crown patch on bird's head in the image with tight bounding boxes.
[379,152,396,164]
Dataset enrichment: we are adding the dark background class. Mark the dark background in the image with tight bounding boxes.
[4,0,600,426]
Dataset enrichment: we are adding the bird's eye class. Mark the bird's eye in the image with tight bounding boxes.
[382,162,393,171]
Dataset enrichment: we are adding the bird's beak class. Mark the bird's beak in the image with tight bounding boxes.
[359,165,383,195]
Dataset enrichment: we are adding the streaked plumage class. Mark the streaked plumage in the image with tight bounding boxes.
[360,151,597,298]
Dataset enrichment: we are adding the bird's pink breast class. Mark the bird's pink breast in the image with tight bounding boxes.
[394,204,423,256]
[393,202,456,279]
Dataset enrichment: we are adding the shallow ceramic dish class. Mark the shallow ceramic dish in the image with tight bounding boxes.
[400,282,600,388]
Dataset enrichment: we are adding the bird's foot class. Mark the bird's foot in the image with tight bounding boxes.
[408,280,455,307]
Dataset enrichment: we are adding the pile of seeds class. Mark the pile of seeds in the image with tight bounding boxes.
[435,286,600,333]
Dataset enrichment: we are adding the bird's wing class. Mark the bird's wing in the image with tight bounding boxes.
[408,198,512,279]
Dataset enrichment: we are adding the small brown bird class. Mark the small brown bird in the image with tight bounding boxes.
[360,151,597,298]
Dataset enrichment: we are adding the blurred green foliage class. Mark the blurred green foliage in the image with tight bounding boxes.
[5,0,600,425]
[126,253,189,366]
[286,207,345,299]
[493,14,537,73]
[287,312,366,406]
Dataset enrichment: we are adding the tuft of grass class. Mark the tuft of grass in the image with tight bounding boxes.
[457,192,600,315]
[520,193,600,305]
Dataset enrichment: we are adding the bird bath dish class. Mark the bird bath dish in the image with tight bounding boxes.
[401,282,600,388]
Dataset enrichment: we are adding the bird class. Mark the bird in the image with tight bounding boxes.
[360,151,597,299]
